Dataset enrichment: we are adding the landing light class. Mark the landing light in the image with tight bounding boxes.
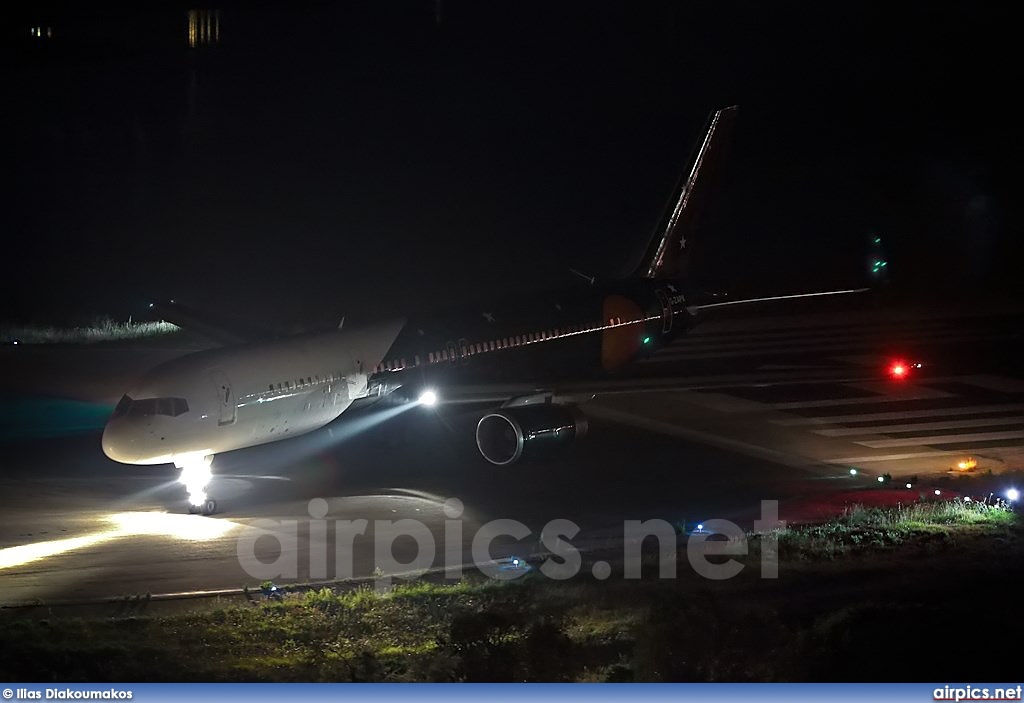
[418,390,438,407]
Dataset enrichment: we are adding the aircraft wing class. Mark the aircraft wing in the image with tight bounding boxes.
[149,300,279,347]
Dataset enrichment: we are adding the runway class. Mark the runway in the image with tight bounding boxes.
[1,301,1022,605]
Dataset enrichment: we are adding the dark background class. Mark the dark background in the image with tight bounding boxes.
[6,2,1019,329]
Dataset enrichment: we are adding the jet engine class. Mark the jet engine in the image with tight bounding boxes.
[475,404,588,465]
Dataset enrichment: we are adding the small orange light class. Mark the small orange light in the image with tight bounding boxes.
[956,457,977,471]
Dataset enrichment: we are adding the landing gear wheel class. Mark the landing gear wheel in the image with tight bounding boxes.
[201,499,217,516]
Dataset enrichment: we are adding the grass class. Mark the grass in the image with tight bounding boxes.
[0,500,1020,682]
[2,316,180,344]
[777,496,1018,559]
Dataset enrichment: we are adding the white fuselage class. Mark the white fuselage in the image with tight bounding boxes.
[102,318,405,465]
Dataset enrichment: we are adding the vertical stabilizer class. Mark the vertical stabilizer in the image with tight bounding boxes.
[637,105,737,279]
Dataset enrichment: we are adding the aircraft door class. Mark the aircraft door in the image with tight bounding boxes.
[655,289,673,333]
[209,368,236,426]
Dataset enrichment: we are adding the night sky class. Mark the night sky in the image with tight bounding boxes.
[7,2,1019,330]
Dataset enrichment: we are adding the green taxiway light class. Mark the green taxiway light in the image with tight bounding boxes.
[642,336,651,344]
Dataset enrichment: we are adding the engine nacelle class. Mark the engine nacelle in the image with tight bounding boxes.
[475,404,588,466]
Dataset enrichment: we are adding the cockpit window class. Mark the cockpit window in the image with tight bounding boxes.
[113,394,133,418]
[123,397,189,418]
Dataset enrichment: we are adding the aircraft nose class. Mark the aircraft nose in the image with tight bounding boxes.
[102,417,138,464]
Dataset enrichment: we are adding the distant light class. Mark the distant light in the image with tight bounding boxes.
[956,457,977,471]
[849,468,858,476]
[906,483,913,489]
[11,340,18,346]
[696,523,704,531]
[418,390,438,407]
[642,336,651,344]
[877,476,885,483]
[873,237,881,245]
[934,489,941,496]
[512,558,520,567]
[890,361,908,379]
[1007,488,1020,502]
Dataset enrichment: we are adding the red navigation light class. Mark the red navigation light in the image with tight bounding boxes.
[889,360,908,379]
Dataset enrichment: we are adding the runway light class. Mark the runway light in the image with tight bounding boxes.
[906,483,913,489]
[877,476,884,483]
[934,489,941,496]
[849,468,858,476]
[418,389,438,407]
[1007,488,1020,502]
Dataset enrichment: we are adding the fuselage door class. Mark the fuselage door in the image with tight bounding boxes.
[209,368,236,426]
[655,289,673,333]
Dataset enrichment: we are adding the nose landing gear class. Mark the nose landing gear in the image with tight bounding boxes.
[187,498,218,516]
[176,453,218,516]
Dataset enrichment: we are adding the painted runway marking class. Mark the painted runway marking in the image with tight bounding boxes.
[772,403,1024,426]
[771,386,953,410]
[827,451,954,464]
[812,416,1024,437]
[855,430,1024,448]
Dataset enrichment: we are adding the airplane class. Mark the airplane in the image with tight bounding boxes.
[101,105,866,514]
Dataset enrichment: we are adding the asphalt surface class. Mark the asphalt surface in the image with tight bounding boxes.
[1,300,1022,605]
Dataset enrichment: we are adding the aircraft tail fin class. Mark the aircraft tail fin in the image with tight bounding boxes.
[635,105,738,280]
